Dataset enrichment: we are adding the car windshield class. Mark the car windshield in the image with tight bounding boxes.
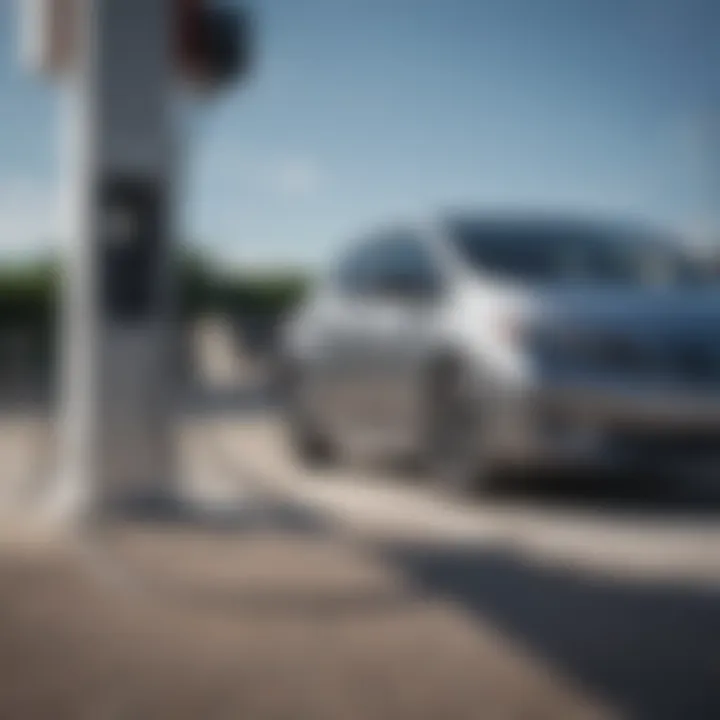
[449,220,713,287]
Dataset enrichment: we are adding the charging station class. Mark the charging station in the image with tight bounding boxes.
[20,0,252,519]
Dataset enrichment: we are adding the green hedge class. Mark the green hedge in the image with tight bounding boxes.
[177,250,311,318]
[0,254,312,330]
[0,255,311,375]
[0,262,58,330]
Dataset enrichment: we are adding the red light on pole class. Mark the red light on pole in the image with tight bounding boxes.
[174,0,253,92]
[175,0,203,80]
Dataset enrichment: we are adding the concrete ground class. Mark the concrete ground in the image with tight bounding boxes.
[2,411,719,720]
[1,330,719,720]
[0,525,611,720]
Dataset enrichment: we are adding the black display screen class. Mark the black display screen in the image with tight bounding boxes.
[98,177,167,323]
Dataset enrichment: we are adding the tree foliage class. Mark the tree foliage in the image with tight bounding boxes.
[0,251,311,330]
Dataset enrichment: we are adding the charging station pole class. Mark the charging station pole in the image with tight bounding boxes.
[57,0,177,517]
[21,0,250,521]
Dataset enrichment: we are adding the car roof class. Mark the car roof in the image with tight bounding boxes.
[439,209,679,244]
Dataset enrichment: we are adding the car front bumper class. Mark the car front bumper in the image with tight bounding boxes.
[485,379,720,476]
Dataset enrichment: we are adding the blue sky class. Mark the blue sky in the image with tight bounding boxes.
[0,0,718,267]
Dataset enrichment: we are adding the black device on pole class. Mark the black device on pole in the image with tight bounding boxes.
[177,0,253,91]
[99,177,167,324]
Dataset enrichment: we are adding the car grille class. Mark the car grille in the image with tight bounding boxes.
[576,332,720,388]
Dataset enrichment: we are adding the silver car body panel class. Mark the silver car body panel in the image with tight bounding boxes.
[282,220,720,473]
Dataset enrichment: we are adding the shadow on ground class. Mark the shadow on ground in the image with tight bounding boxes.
[489,467,720,520]
[382,541,720,720]
[4,380,720,719]
[100,461,720,720]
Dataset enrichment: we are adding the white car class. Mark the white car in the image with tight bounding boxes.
[279,214,720,492]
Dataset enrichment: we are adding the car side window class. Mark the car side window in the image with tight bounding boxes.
[335,240,381,296]
[373,233,442,297]
[335,232,441,298]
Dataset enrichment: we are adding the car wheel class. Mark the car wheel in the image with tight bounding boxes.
[423,357,497,495]
[282,364,336,468]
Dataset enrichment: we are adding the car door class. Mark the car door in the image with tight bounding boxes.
[307,239,385,439]
[359,232,445,448]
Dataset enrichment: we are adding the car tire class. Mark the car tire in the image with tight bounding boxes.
[422,356,498,496]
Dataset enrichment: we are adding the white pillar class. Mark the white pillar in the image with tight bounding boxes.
[53,0,179,519]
